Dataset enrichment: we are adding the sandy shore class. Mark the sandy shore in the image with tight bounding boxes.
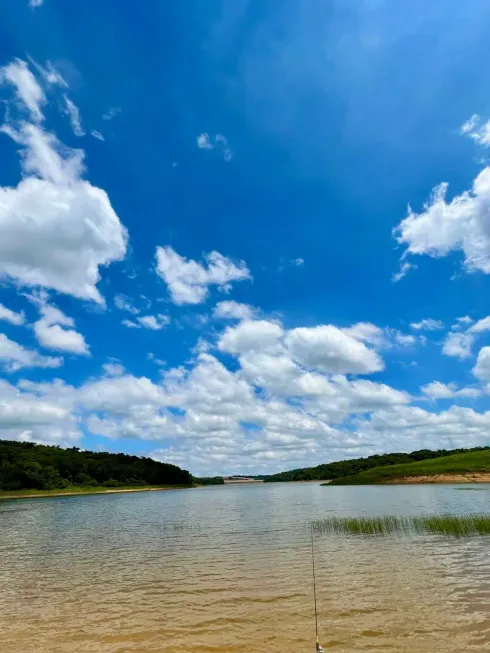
[385,473,490,484]
[0,486,190,501]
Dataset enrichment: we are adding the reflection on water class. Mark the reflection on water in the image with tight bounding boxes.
[1,483,490,652]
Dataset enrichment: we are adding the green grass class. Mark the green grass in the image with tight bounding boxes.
[0,484,192,501]
[324,450,490,485]
[312,515,490,537]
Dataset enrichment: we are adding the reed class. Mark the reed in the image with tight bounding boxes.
[311,515,490,537]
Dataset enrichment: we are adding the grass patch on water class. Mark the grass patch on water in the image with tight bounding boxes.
[311,515,490,537]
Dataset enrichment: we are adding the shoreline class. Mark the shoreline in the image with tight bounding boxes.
[0,485,192,501]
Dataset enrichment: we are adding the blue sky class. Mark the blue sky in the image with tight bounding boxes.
[1,0,490,475]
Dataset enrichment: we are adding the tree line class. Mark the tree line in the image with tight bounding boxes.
[263,446,490,482]
[0,440,192,491]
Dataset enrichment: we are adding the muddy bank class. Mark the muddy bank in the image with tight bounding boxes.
[384,473,490,484]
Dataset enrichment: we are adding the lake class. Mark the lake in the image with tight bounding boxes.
[1,482,490,652]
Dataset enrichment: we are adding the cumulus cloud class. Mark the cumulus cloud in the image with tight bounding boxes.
[213,300,255,321]
[468,316,490,334]
[155,246,251,305]
[410,318,444,331]
[0,59,127,303]
[442,331,473,359]
[394,167,490,276]
[29,0,44,7]
[33,303,89,355]
[137,314,170,330]
[102,362,125,376]
[0,303,25,326]
[285,325,384,375]
[0,333,62,371]
[473,346,490,381]
[421,381,480,399]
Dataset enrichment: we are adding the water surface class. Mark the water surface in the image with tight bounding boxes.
[1,482,490,652]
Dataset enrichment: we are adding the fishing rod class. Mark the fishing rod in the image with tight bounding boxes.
[310,526,324,653]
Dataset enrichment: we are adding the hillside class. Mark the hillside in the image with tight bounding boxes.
[326,450,490,485]
[0,440,192,492]
[264,446,490,483]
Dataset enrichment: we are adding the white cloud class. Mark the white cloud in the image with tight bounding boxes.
[285,325,384,375]
[0,378,79,445]
[63,95,85,136]
[292,257,304,266]
[102,362,125,377]
[469,316,490,334]
[421,381,480,399]
[461,114,490,147]
[410,318,444,331]
[196,133,213,149]
[122,319,141,329]
[0,333,62,371]
[392,261,416,283]
[442,331,473,359]
[91,130,104,141]
[473,346,490,381]
[0,58,45,121]
[341,322,386,348]
[453,315,473,328]
[394,167,490,275]
[0,60,128,303]
[32,60,67,87]
[114,294,139,314]
[155,246,251,305]
[33,303,89,355]
[196,133,232,161]
[137,314,170,330]
[213,300,255,321]
[0,303,25,326]
[218,320,283,355]
[29,0,44,7]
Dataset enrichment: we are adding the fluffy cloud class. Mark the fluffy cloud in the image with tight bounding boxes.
[218,319,283,355]
[410,318,444,331]
[473,346,490,381]
[213,300,255,320]
[468,316,490,334]
[155,246,251,305]
[394,167,490,275]
[0,378,79,445]
[137,314,170,330]
[285,325,384,375]
[0,333,62,371]
[0,303,25,326]
[0,59,128,303]
[33,303,89,355]
[442,331,473,359]
[421,381,480,399]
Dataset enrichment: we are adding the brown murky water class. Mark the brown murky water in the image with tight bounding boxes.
[1,483,490,652]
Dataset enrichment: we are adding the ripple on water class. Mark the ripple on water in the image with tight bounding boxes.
[1,483,490,652]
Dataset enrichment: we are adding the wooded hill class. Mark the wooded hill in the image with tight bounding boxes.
[0,440,192,491]
[263,446,490,482]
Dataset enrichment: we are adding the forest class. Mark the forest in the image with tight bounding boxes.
[263,446,490,482]
[0,440,192,491]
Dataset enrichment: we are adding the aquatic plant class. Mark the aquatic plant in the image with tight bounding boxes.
[311,515,490,537]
